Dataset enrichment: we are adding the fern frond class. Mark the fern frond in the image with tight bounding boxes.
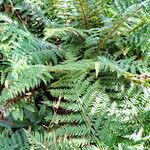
[0,129,30,150]
[0,65,52,104]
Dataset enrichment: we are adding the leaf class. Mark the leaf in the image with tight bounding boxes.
[12,108,23,121]
[38,105,46,118]
[25,105,35,113]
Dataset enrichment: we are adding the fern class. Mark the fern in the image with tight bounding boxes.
[40,72,110,149]
[0,65,52,104]
[43,56,150,149]
[0,0,50,36]
[0,129,30,150]
[44,26,87,59]
[0,13,63,105]
[0,0,150,149]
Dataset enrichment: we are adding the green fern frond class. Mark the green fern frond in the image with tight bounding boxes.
[0,65,52,104]
[0,129,30,150]
[0,17,63,66]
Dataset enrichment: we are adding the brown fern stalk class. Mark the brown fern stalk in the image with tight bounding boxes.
[78,0,89,29]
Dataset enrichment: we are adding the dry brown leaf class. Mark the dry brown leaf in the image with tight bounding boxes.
[53,97,61,109]
[4,80,10,89]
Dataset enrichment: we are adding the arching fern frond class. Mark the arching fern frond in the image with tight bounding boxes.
[0,15,63,66]
[0,65,52,104]
[0,14,63,105]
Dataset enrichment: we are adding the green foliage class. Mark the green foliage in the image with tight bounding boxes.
[0,0,150,149]
[0,129,30,150]
[0,13,63,104]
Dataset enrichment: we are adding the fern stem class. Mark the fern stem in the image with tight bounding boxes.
[77,0,89,29]
[9,0,28,31]
[74,85,101,148]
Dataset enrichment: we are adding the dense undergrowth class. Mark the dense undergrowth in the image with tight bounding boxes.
[0,0,150,149]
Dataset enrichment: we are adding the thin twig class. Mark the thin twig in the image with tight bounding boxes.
[9,0,28,31]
